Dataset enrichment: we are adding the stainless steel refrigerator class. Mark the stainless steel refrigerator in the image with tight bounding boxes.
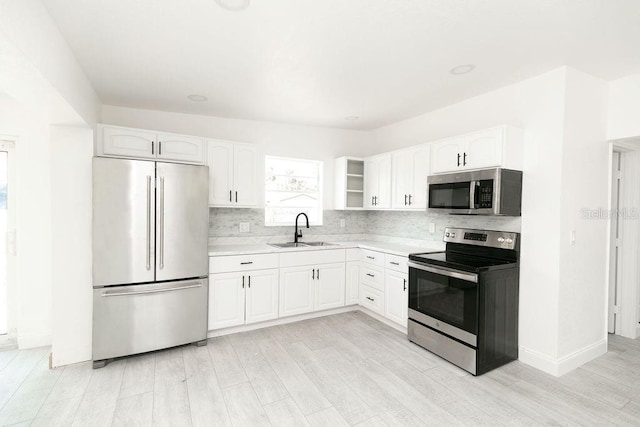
[92,157,209,368]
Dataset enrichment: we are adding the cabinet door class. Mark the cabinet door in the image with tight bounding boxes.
[279,266,314,317]
[156,133,205,164]
[233,143,258,207]
[363,156,379,209]
[315,262,346,311]
[463,128,504,170]
[208,272,245,330]
[430,137,464,174]
[384,270,408,326]
[102,126,156,159]
[391,150,411,209]
[207,140,234,206]
[408,145,429,209]
[345,261,360,305]
[245,269,279,324]
[376,154,392,209]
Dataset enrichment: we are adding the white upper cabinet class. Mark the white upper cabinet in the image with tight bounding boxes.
[207,139,258,208]
[334,157,364,210]
[364,153,391,209]
[430,125,523,174]
[98,125,205,164]
[391,145,429,210]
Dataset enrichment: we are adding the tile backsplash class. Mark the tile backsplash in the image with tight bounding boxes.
[209,208,521,242]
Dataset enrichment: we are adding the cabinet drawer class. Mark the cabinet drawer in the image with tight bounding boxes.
[359,284,384,315]
[346,248,361,262]
[209,253,279,273]
[280,249,345,268]
[360,264,384,291]
[385,253,408,273]
[361,249,384,267]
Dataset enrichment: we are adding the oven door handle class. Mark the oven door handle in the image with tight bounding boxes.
[408,261,478,283]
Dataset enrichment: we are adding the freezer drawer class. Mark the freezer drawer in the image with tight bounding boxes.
[92,278,208,362]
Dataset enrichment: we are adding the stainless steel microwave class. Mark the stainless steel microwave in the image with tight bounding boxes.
[427,168,522,216]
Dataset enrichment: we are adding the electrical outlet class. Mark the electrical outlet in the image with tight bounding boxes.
[239,222,250,233]
[429,222,436,233]
[340,218,346,228]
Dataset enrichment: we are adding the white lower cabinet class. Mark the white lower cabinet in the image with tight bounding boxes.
[345,261,360,305]
[208,268,279,330]
[384,269,408,326]
[279,262,346,317]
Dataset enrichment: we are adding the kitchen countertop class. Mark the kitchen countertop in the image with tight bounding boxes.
[208,240,444,257]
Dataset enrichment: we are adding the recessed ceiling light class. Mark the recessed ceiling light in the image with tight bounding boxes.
[450,64,475,75]
[215,0,250,11]
[187,94,208,102]
[344,116,359,121]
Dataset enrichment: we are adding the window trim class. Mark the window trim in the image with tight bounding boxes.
[264,155,323,227]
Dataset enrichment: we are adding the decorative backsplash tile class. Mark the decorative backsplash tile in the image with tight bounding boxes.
[209,208,521,243]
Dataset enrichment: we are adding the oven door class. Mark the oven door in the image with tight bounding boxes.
[408,261,478,346]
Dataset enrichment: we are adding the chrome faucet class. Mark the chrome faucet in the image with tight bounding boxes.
[294,212,309,243]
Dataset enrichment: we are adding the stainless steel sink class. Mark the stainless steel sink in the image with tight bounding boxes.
[269,242,309,248]
[303,241,337,246]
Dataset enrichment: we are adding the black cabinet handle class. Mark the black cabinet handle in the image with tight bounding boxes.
[390,261,399,266]
[151,141,155,155]
[240,261,253,265]
[242,276,245,288]
[317,269,320,279]
[235,191,238,203]
[366,273,375,278]
[366,296,374,302]
[408,194,412,205]
[229,190,232,202]
[312,269,315,280]
[371,196,374,206]
[457,153,461,167]
[463,152,467,166]
[248,276,251,288]
[366,256,375,260]
[404,194,408,205]
[159,141,162,155]
[403,278,407,291]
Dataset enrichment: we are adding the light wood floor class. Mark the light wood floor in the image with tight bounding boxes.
[1,311,639,426]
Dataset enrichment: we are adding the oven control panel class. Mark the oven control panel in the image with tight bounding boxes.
[443,227,518,250]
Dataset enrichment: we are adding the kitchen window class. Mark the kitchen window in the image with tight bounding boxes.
[265,156,323,226]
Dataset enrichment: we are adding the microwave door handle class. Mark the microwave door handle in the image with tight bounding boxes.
[469,180,477,209]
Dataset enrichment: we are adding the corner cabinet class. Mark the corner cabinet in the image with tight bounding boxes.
[364,153,392,209]
[98,125,205,164]
[334,157,364,210]
[391,145,429,210]
[206,139,258,207]
[430,125,523,174]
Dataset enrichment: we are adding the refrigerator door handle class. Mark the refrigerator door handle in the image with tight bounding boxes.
[159,176,165,269]
[146,175,152,271]
[100,282,203,297]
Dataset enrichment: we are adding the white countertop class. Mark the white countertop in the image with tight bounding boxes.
[208,240,444,257]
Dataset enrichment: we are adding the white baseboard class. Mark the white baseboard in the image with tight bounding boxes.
[208,305,359,338]
[519,338,607,377]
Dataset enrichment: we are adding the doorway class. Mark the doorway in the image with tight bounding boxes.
[0,139,15,339]
[608,141,640,339]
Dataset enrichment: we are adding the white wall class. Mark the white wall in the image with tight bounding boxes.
[0,0,100,125]
[101,106,373,209]
[608,74,640,140]
[372,67,610,376]
[50,125,93,366]
[557,68,609,366]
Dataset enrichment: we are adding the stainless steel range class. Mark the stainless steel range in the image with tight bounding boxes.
[407,227,520,375]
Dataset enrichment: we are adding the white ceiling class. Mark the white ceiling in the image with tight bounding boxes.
[41,0,640,130]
